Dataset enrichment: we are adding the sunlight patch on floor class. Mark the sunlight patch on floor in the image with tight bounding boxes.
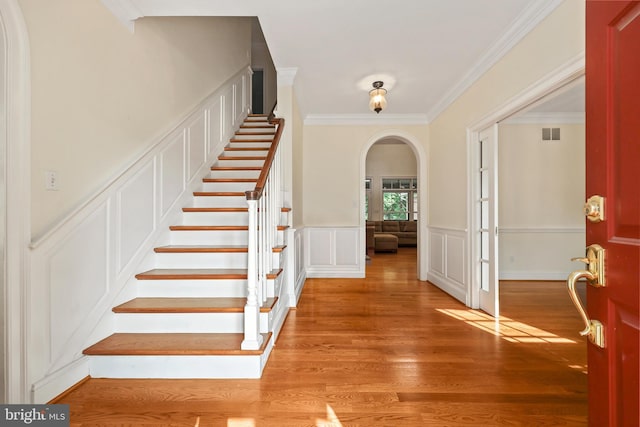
[316,404,343,427]
[437,309,576,344]
[227,418,255,427]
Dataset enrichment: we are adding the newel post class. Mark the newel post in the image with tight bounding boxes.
[241,192,263,350]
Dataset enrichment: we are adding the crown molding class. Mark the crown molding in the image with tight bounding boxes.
[426,0,564,122]
[503,112,584,124]
[100,0,143,32]
[277,67,298,86]
[304,114,429,126]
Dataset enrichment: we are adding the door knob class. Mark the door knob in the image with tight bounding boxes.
[567,244,606,348]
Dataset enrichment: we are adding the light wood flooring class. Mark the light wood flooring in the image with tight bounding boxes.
[55,247,587,426]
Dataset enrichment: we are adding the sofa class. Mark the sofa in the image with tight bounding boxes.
[366,220,417,248]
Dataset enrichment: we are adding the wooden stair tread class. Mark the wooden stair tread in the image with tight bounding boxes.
[183,207,248,212]
[217,156,267,161]
[136,268,248,280]
[234,132,274,136]
[83,332,271,356]
[113,297,277,313]
[193,191,245,197]
[211,166,263,171]
[240,124,275,128]
[202,178,257,183]
[155,245,284,253]
[229,139,273,143]
[154,245,249,253]
[135,268,283,280]
[224,147,270,151]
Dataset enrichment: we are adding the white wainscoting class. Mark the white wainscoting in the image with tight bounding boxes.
[499,227,586,280]
[427,227,467,304]
[29,67,252,403]
[292,228,306,305]
[304,227,364,278]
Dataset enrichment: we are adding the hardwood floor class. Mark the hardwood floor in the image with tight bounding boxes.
[56,247,587,426]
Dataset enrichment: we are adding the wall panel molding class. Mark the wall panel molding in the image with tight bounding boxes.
[304,227,364,278]
[427,227,467,304]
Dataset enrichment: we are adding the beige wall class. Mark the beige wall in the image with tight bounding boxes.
[428,0,585,229]
[498,123,585,228]
[366,142,417,221]
[20,0,251,239]
[291,91,304,228]
[302,125,428,226]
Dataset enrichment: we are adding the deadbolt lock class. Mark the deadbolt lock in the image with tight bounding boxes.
[584,195,605,222]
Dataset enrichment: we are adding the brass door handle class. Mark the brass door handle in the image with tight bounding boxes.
[566,244,606,348]
[567,269,604,347]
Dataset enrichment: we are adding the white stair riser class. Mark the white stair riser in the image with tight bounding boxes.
[181,211,249,225]
[228,142,272,149]
[154,252,248,269]
[115,313,244,333]
[192,196,247,208]
[114,312,272,334]
[208,170,261,179]
[169,230,248,245]
[201,182,256,192]
[136,279,248,298]
[215,159,265,168]
[87,353,269,379]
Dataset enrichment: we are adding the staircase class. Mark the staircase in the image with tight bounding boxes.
[83,115,289,379]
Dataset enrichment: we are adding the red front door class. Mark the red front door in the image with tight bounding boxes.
[585,1,640,425]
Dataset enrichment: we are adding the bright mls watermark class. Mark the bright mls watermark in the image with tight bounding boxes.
[0,405,69,426]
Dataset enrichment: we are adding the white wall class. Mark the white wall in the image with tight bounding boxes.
[19,0,252,239]
[365,141,417,221]
[498,123,585,279]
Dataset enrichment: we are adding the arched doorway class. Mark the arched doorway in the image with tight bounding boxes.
[360,131,428,280]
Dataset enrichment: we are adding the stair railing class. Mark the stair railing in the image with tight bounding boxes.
[241,117,284,350]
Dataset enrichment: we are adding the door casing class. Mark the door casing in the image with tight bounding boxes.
[466,54,584,310]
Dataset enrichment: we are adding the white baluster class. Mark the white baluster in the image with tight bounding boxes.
[241,198,263,350]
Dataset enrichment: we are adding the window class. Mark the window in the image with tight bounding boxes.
[365,178,372,220]
[382,178,418,220]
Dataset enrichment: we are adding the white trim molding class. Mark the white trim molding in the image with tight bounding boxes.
[502,112,585,125]
[304,114,429,126]
[277,67,298,86]
[1,0,31,404]
[99,0,143,32]
[426,0,564,121]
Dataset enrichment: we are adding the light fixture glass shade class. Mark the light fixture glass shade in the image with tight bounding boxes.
[369,81,387,113]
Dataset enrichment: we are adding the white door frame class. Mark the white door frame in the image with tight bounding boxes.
[466,54,584,310]
[0,0,31,403]
[360,130,428,281]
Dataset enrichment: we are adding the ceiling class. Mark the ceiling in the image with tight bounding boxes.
[102,0,567,122]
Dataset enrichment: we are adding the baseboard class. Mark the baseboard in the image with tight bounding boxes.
[31,357,90,404]
[427,271,466,305]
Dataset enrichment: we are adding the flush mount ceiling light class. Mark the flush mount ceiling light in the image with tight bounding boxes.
[369,81,387,114]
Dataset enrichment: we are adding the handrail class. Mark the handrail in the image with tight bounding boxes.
[241,116,284,350]
[245,117,284,201]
